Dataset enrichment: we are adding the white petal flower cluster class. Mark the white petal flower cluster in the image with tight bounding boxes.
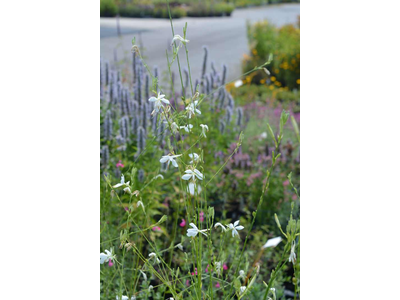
[228,220,244,238]
[200,124,209,138]
[289,241,297,264]
[148,252,161,264]
[214,222,226,232]
[188,153,200,164]
[182,169,203,181]
[186,100,201,118]
[180,124,193,133]
[171,34,189,47]
[149,92,170,114]
[113,174,130,189]
[160,154,182,168]
[100,248,115,264]
[186,223,208,237]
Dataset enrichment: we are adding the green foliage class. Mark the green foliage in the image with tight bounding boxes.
[119,4,186,18]
[243,21,300,90]
[100,0,118,17]
[187,3,235,17]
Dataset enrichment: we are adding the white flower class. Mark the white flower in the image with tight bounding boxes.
[262,237,282,249]
[131,296,136,300]
[171,34,189,46]
[186,222,208,237]
[149,92,170,113]
[160,154,182,168]
[186,101,201,118]
[148,252,160,264]
[148,285,154,292]
[240,286,246,295]
[234,80,243,88]
[214,222,226,232]
[200,124,209,138]
[180,124,193,133]
[139,270,147,281]
[187,182,202,196]
[289,241,296,264]
[260,132,268,139]
[182,169,203,181]
[188,153,200,164]
[228,220,244,238]
[116,296,128,300]
[239,270,245,279]
[154,174,164,180]
[215,261,222,275]
[113,174,130,188]
[171,122,179,134]
[137,201,145,213]
[100,248,115,264]
[123,186,131,194]
[175,243,183,251]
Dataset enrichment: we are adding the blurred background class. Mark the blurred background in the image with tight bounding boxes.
[100,0,299,89]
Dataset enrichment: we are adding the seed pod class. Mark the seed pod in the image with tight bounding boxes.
[211,61,217,76]
[227,92,234,109]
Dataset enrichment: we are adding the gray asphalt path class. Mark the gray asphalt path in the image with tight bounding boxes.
[100,3,299,87]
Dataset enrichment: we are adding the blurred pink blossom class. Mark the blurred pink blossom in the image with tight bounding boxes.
[116,160,124,168]
[215,282,220,288]
[108,260,114,267]
[152,226,161,232]
[223,264,228,270]
[199,211,204,222]
[179,219,186,227]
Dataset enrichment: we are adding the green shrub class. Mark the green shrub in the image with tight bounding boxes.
[100,0,118,17]
[243,21,300,90]
[187,3,235,17]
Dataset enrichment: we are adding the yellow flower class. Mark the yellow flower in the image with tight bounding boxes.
[270,76,276,82]
[269,85,274,90]
[252,49,258,55]
[296,79,300,84]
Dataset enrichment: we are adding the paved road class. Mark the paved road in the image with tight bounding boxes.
[100,3,299,87]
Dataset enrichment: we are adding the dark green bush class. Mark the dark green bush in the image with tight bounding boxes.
[118,4,186,18]
[187,3,234,17]
[100,0,118,17]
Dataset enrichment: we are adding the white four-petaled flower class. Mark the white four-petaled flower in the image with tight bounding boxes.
[214,222,226,232]
[186,101,201,118]
[200,124,209,138]
[188,153,200,164]
[148,252,160,264]
[116,296,128,300]
[160,154,182,168]
[240,286,247,295]
[171,122,179,134]
[113,174,130,188]
[148,93,170,113]
[186,223,208,237]
[289,241,296,264]
[187,182,202,196]
[171,34,189,47]
[228,220,244,238]
[180,124,193,133]
[100,248,115,264]
[182,169,203,181]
